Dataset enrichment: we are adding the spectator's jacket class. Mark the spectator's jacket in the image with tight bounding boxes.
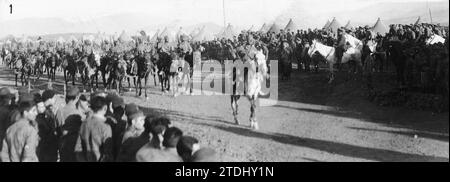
[0,105,12,153]
[35,108,58,162]
[75,115,113,162]
[116,129,148,162]
[1,118,39,162]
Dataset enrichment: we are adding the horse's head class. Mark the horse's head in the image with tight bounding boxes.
[308,40,318,57]
[93,52,101,67]
[366,40,377,53]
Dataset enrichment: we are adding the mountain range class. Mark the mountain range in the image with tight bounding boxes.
[1,1,448,39]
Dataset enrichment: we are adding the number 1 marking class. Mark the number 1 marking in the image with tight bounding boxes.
[10,4,12,14]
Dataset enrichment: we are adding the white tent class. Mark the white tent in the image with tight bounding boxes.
[189,28,201,38]
[218,24,237,40]
[68,35,78,43]
[323,20,331,29]
[259,23,268,33]
[344,21,354,30]
[150,29,160,43]
[192,26,215,42]
[159,27,178,42]
[83,34,95,42]
[284,19,298,32]
[56,37,65,44]
[371,18,389,35]
[118,31,133,42]
[268,23,282,34]
[325,17,342,33]
[414,16,422,25]
[176,27,189,42]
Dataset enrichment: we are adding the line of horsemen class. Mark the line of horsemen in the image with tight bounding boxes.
[1,23,448,97]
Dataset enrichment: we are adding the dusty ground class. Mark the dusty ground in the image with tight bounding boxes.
[1,63,448,162]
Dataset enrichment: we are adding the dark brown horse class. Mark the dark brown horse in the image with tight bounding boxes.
[135,51,158,98]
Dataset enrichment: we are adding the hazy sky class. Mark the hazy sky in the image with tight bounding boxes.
[0,0,445,25]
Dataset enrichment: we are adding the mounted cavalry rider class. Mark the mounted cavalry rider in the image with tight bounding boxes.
[234,34,258,95]
[178,35,193,67]
[335,28,346,68]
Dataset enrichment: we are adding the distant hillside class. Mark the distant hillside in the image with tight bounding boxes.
[0,12,225,39]
[1,1,448,38]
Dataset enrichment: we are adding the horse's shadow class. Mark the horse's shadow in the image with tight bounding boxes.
[195,122,449,162]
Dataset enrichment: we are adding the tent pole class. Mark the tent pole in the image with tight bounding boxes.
[223,0,226,27]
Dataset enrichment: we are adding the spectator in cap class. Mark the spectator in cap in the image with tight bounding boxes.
[105,94,126,160]
[1,94,39,162]
[56,86,83,162]
[132,116,171,161]
[116,109,147,162]
[77,94,91,118]
[121,106,145,144]
[35,90,59,162]
[176,136,200,162]
[0,87,15,154]
[74,96,113,162]
[136,127,183,162]
[5,87,30,128]
[149,117,171,149]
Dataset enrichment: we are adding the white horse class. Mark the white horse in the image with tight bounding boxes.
[231,48,268,130]
[308,38,363,83]
[426,34,446,45]
[308,40,337,83]
[341,34,363,69]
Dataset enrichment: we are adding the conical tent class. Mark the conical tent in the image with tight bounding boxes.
[248,25,255,32]
[159,27,177,42]
[83,34,95,42]
[1,35,15,42]
[68,35,78,43]
[268,23,282,34]
[259,23,268,32]
[190,28,201,38]
[19,35,31,43]
[150,29,160,43]
[192,26,215,42]
[284,19,298,32]
[414,16,422,25]
[344,21,353,30]
[326,18,341,33]
[56,37,65,43]
[323,20,331,29]
[371,18,389,35]
[219,24,236,40]
[118,31,132,42]
[176,27,189,42]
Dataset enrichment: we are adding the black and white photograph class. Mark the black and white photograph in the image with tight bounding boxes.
[0,0,448,164]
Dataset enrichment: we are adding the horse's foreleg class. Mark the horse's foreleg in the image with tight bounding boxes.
[126,77,131,92]
[159,75,164,92]
[144,74,149,98]
[328,62,335,84]
[135,77,139,96]
[231,95,240,125]
[249,96,259,130]
[15,73,18,87]
[63,70,67,86]
[72,72,76,86]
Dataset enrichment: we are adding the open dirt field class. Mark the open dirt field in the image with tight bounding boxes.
[1,64,448,162]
